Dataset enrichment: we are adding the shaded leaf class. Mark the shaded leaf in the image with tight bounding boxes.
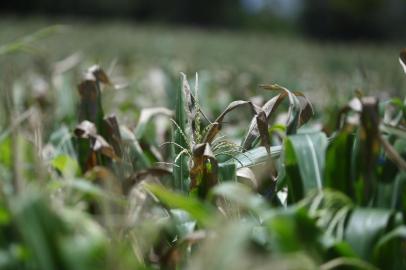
[373,225,406,270]
[210,182,268,215]
[344,208,397,260]
[284,132,328,203]
[324,127,356,196]
[190,143,218,198]
[134,107,173,140]
[145,184,215,227]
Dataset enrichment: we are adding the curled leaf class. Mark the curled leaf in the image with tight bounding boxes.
[92,135,118,160]
[204,100,262,144]
[260,84,311,134]
[78,65,112,130]
[124,166,173,193]
[103,115,123,158]
[190,143,219,198]
[74,120,119,172]
[74,120,97,138]
[400,48,406,74]
[236,167,258,189]
[134,107,173,139]
[87,65,111,85]
[242,85,314,151]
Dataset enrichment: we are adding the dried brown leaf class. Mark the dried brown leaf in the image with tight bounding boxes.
[380,136,406,171]
[74,120,97,138]
[103,115,123,157]
[256,110,270,154]
[92,135,118,160]
[236,167,258,189]
[88,65,111,85]
[203,100,261,144]
[190,143,218,198]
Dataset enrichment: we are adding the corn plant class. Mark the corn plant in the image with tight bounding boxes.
[1,27,406,270]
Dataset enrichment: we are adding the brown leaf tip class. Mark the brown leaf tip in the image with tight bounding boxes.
[400,48,406,64]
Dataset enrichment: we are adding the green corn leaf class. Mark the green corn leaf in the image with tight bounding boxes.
[218,163,237,182]
[324,130,356,196]
[344,208,399,261]
[172,74,189,192]
[145,184,214,227]
[284,132,328,203]
[220,145,282,169]
[373,225,406,270]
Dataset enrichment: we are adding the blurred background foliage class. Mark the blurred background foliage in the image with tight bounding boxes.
[2,0,406,40]
[1,1,406,270]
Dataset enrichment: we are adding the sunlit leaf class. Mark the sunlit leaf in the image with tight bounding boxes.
[399,48,406,74]
[51,154,80,178]
[221,145,282,169]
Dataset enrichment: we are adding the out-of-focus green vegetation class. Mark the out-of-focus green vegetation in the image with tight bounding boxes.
[1,18,405,110]
[1,20,406,270]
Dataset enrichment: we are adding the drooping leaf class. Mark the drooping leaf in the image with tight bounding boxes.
[242,86,314,151]
[203,100,262,144]
[103,115,123,158]
[236,167,258,188]
[399,48,406,75]
[320,257,379,270]
[120,125,151,169]
[73,120,119,172]
[260,84,312,135]
[134,107,173,140]
[124,166,172,193]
